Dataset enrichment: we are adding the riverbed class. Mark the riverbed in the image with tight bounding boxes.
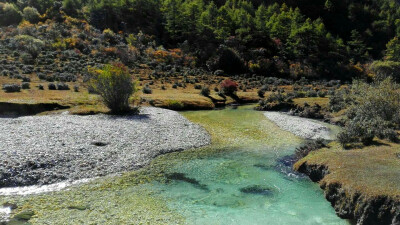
[0,106,350,224]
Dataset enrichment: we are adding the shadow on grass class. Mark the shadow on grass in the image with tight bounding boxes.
[343,140,391,150]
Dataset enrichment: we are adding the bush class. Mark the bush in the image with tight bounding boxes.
[220,79,238,96]
[338,78,400,146]
[194,84,202,89]
[38,84,44,90]
[370,61,400,82]
[257,89,265,98]
[14,35,44,59]
[329,88,350,112]
[0,3,22,26]
[74,85,79,92]
[200,86,210,97]
[89,63,136,114]
[21,82,30,89]
[306,90,318,97]
[317,90,327,97]
[22,7,40,23]
[48,83,56,90]
[2,84,21,93]
[256,92,294,111]
[142,85,152,94]
[57,83,70,90]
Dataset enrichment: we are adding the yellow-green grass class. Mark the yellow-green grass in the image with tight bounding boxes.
[1,73,261,113]
[293,97,330,108]
[294,141,400,199]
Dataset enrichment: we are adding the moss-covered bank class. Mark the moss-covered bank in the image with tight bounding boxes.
[294,141,400,225]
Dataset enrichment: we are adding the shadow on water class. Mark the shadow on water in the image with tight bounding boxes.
[165,173,209,191]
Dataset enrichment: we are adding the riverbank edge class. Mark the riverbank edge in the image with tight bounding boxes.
[294,160,400,225]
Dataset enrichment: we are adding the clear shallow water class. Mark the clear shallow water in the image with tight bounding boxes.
[1,106,350,224]
[148,106,349,225]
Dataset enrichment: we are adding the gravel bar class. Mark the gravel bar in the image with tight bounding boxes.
[0,107,211,187]
[264,112,333,140]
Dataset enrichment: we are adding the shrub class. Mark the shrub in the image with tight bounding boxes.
[89,63,136,114]
[0,3,22,26]
[200,86,210,97]
[74,85,79,92]
[194,84,202,89]
[14,35,44,59]
[57,83,70,90]
[38,84,44,90]
[142,85,152,94]
[256,92,294,111]
[22,7,40,23]
[317,90,327,97]
[2,84,21,93]
[370,61,400,82]
[21,82,30,89]
[338,78,400,146]
[48,83,56,90]
[306,90,318,97]
[220,79,238,96]
[257,89,265,98]
[21,53,34,64]
[329,88,351,112]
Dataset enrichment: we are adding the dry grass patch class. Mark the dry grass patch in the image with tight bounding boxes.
[295,141,400,199]
[293,97,329,108]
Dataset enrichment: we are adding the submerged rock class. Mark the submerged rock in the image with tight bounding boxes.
[165,172,209,191]
[239,185,274,196]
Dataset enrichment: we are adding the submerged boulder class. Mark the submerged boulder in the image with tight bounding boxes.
[239,185,274,196]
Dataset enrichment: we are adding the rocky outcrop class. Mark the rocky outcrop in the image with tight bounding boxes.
[296,162,400,225]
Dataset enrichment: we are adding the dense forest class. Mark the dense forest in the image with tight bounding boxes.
[1,0,400,80]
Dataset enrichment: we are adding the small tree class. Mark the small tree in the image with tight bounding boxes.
[89,63,136,114]
[386,37,400,61]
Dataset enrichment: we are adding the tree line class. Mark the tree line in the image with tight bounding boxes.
[1,0,400,79]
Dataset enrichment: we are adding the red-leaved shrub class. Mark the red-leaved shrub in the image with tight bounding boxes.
[220,79,238,96]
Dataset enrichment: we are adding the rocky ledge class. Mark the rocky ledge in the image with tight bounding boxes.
[0,107,211,187]
[296,162,400,225]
